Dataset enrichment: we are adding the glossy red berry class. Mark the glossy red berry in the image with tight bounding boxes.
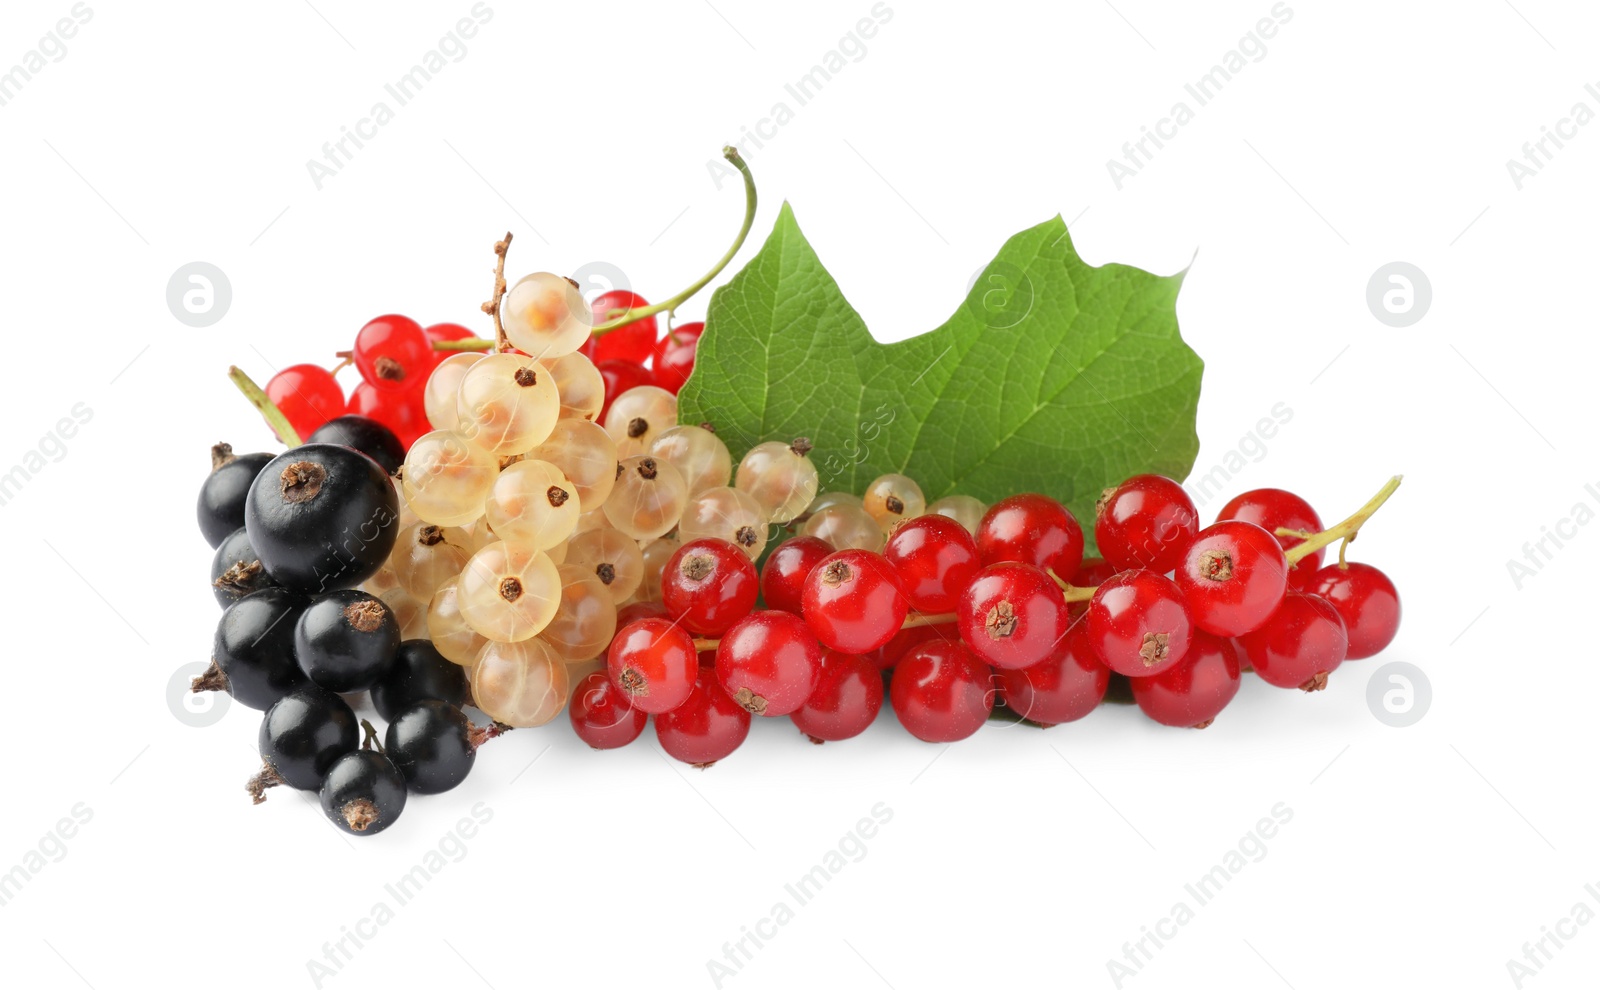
[801,550,910,654]
[655,668,751,767]
[790,650,883,742]
[975,494,1085,581]
[956,562,1071,670]
[584,290,658,364]
[889,640,994,742]
[1095,474,1199,574]
[596,360,653,422]
[994,622,1108,725]
[266,364,345,440]
[868,621,960,671]
[715,611,823,716]
[1218,488,1324,590]
[1071,558,1117,587]
[661,538,759,636]
[760,536,833,615]
[884,514,982,614]
[1174,520,1288,637]
[423,322,478,365]
[1236,592,1347,691]
[616,600,671,627]
[353,315,432,393]
[347,381,428,449]
[652,321,703,394]
[568,671,648,749]
[1085,569,1193,678]
[1130,631,1241,727]
[606,617,698,714]
[1309,562,1399,659]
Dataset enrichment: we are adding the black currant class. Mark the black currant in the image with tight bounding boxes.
[248,686,359,803]
[319,749,407,835]
[307,416,405,477]
[294,590,400,693]
[210,526,279,608]
[244,443,400,594]
[194,587,309,711]
[371,640,470,722]
[385,700,484,794]
[197,443,273,548]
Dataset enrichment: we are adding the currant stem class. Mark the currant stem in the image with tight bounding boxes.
[1047,570,1098,604]
[227,366,301,446]
[360,719,384,755]
[484,232,513,351]
[1280,475,1403,566]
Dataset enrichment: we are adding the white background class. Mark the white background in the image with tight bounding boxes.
[0,1,1593,987]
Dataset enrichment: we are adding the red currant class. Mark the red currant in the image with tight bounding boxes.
[660,538,759,636]
[353,315,432,393]
[1174,520,1288,637]
[1095,474,1199,574]
[1130,631,1241,727]
[423,322,478,366]
[347,381,428,449]
[655,667,751,767]
[596,359,653,422]
[994,622,1108,725]
[884,514,982,614]
[956,562,1071,670]
[975,493,1085,581]
[1085,569,1193,677]
[868,621,959,671]
[606,617,698,714]
[1217,488,1324,590]
[583,290,658,364]
[652,321,703,394]
[568,670,648,749]
[266,364,345,440]
[760,536,833,615]
[889,640,994,742]
[1071,558,1117,587]
[790,650,883,742]
[1309,562,1399,659]
[801,550,910,654]
[715,611,823,716]
[1236,592,1347,691]
[616,600,671,627]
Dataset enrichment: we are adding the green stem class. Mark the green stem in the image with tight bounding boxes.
[228,366,301,446]
[1281,475,1403,566]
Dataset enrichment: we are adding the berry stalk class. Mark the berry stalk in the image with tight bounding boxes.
[1280,475,1403,566]
[227,366,302,446]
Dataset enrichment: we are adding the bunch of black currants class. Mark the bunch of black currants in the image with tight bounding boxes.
[195,417,505,837]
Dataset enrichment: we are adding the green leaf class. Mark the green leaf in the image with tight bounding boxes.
[678,202,1202,530]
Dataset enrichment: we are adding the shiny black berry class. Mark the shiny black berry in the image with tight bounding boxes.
[371,640,470,722]
[294,590,400,692]
[244,443,400,594]
[210,526,279,608]
[319,749,407,836]
[197,443,273,548]
[307,416,405,476]
[195,587,309,711]
[386,700,479,794]
[248,686,359,803]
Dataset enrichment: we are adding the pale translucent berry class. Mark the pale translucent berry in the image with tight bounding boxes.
[801,503,885,552]
[484,459,581,550]
[677,486,770,562]
[471,638,570,727]
[424,352,483,432]
[500,271,593,359]
[572,507,610,536]
[391,522,473,600]
[543,564,620,662]
[402,430,499,527]
[639,537,680,602]
[863,473,926,534]
[603,385,677,457]
[547,351,606,422]
[650,425,732,495]
[379,586,429,640]
[603,456,689,541]
[530,419,617,512]
[566,528,645,603]
[458,541,562,642]
[928,494,987,536]
[455,353,561,456]
[427,577,488,665]
[735,439,820,524]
